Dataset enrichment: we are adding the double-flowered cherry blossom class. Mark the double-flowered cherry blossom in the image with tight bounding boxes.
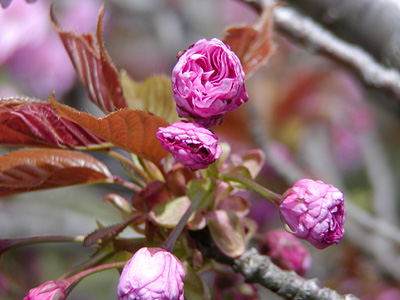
[279,179,345,249]
[171,38,248,127]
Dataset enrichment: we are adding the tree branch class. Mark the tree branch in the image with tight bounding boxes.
[239,0,400,102]
[230,248,359,300]
[283,0,400,71]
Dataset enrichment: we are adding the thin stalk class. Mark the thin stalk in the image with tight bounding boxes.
[138,157,159,181]
[120,163,146,187]
[62,260,127,295]
[161,193,203,252]
[113,176,142,192]
[0,235,84,256]
[58,250,115,280]
[104,150,149,182]
[220,174,281,205]
[68,261,126,284]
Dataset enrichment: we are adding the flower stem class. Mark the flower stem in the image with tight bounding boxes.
[67,261,126,284]
[103,150,149,184]
[220,174,281,205]
[58,250,115,280]
[112,175,142,192]
[161,193,203,252]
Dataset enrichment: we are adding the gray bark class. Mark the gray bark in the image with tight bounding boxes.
[284,0,400,70]
[232,248,360,300]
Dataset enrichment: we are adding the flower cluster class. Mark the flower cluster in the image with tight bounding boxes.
[157,38,248,170]
[11,4,350,300]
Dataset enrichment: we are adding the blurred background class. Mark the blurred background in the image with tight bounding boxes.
[1,0,400,299]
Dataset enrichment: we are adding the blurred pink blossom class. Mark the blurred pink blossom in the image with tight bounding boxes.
[259,228,311,276]
[0,0,100,98]
[1,0,36,9]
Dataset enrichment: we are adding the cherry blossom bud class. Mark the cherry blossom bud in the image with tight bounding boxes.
[23,280,67,300]
[259,228,311,276]
[157,121,222,170]
[171,38,248,127]
[117,247,186,300]
[279,179,345,249]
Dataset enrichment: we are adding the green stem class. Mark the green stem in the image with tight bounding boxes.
[138,157,158,181]
[103,150,149,183]
[161,193,203,252]
[220,174,281,205]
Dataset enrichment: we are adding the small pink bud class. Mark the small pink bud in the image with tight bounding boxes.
[117,247,186,300]
[279,179,345,249]
[23,280,67,300]
[157,121,222,170]
[259,228,311,276]
[171,38,248,127]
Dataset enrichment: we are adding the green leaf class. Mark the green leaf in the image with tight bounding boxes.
[113,251,133,263]
[183,264,211,300]
[148,196,192,228]
[206,210,245,258]
[186,178,216,208]
[121,72,180,124]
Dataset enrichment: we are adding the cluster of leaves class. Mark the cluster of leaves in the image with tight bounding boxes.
[0,3,276,299]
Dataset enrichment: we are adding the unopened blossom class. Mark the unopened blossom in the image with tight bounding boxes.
[23,280,67,300]
[171,38,248,127]
[279,179,345,249]
[117,247,186,300]
[157,121,222,170]
[259,228,311,276]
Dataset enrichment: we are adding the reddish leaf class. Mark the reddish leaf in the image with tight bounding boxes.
[51,4,127,113]
[0,97,110,150]
[50,95,169,163]
[222,4,275,77]
[0,149,113,196]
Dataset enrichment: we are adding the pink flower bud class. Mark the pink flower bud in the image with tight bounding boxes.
[23,280,67,300]
[171,38,248,127]
[279,179,345,249]
[117,247,186,300]
[259,228,311,276]
[157,121,222,170]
